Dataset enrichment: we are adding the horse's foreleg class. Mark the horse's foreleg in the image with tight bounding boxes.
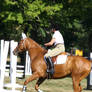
[35,77,46,92]
[22,72,39,92]
[24,72,39,85]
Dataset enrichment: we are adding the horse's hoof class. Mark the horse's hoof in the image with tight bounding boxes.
[38,89,43,92]
[22,85,27,92]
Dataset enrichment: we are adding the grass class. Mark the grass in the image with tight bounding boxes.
[4,76,92,92]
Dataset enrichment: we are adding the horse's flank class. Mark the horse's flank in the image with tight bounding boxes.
[53,55,91,79]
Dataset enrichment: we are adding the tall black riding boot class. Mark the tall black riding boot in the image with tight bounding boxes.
[44,56,54,75]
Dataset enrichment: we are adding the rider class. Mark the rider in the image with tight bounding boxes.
[44,26,65,74]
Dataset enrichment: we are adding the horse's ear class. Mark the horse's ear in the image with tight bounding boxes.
[22,33,27,39]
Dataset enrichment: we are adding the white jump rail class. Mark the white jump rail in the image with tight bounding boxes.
[0,40,9,91]
[4,40,23,92]
[0,37,32,92]
[25,51,32,75]
[0,40,23,92]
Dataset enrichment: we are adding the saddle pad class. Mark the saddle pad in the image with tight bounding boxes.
[54,55,67,64]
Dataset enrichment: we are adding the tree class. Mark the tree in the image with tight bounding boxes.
[0,0,92,53]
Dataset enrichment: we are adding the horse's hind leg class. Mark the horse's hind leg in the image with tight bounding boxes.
[72,70,89,92]
[22,72,39,92]
[72,76,80,92]
[35,77,46,92]
[79,83,82,92]
[79,71,90,92]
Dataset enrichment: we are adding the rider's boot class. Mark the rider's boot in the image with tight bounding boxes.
[44,56,54,75]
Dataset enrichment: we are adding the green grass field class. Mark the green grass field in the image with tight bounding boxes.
[4,76,92,92]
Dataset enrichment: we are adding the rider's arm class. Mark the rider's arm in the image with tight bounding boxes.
[44,38,55,46]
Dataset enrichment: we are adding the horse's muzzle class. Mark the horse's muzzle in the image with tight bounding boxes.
[13,49,18,56]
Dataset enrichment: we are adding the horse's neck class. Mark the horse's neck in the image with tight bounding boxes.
[27,38,46,61]
[28,48,45,61]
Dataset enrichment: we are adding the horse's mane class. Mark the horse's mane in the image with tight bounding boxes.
[28,37,47,54]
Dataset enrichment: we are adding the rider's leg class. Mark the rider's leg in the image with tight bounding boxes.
[44,56,54,74]
[44,44,65,75]
[45,44,65,58]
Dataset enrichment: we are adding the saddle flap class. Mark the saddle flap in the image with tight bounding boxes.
[52,56,58,63]
[51,52,69,64]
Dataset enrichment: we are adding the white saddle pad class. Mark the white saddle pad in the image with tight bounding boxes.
[54,55,67,64]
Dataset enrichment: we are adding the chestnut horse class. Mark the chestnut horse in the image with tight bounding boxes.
[13,37,91,92]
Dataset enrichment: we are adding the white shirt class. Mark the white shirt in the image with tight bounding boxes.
[52,30,64,45]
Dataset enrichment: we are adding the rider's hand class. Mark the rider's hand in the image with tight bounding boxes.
[44,43,48,46]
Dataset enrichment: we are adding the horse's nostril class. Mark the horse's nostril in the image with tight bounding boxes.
[13,50,18,56]
[13,51,15,54]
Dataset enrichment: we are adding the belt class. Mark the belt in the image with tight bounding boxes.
[55,43,64,46]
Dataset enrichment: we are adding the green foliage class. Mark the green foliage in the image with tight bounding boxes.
[17,13,23,23]
[44,4,63,16]
[0,0,92,53]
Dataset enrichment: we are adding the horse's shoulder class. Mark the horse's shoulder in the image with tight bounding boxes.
[42,50,47,55]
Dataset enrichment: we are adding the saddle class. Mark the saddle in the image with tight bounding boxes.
[51,52,67,63]
[44,52,69,79]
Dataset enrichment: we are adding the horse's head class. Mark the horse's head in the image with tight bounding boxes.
[13,38,27,55]
[13,35,47,57]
